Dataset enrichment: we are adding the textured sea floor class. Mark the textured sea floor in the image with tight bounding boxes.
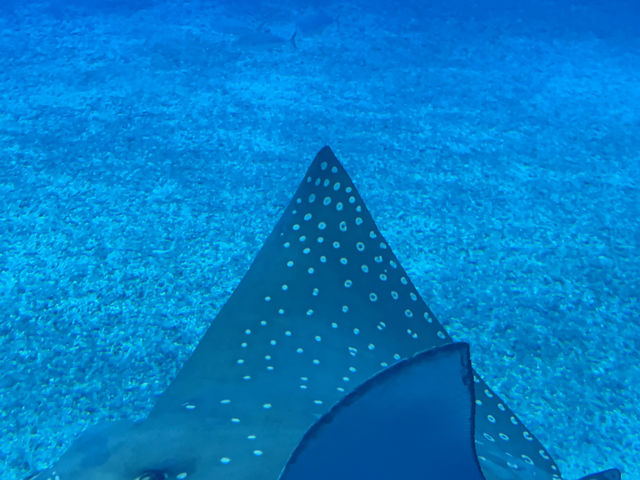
[0,1,638,479]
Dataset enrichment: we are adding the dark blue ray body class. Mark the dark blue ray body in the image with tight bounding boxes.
[26,147,619,480]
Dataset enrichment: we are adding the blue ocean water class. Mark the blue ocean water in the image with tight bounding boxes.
[0,0,637,479]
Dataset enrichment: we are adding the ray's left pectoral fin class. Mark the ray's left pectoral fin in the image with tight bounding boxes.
[279,343,486,480]
[578,468,622,480]
[23,420,133,480]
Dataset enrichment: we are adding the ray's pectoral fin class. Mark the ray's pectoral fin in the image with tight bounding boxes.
[26,417,200,480]
[55,420,133,469]
[24,421,132,480]
[279,343,486,480]
[57,421,135,476]
[578,469,622,480]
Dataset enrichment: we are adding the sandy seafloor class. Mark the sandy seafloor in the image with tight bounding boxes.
[0,0,638,478]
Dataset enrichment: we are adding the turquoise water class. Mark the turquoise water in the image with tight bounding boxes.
[0,1,638,479]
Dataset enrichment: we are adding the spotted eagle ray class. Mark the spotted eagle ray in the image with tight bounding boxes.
[27,146,620,480]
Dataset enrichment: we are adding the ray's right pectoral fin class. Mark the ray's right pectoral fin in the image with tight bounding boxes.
[578,468,622,480]
[279,342,486,480]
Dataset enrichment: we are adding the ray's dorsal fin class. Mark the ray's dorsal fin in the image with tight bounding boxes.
[279,343,486,480]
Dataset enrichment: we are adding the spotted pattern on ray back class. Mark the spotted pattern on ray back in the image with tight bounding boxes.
[143,146,457,477]
[155,146,561,480]
[32,146,563,480]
